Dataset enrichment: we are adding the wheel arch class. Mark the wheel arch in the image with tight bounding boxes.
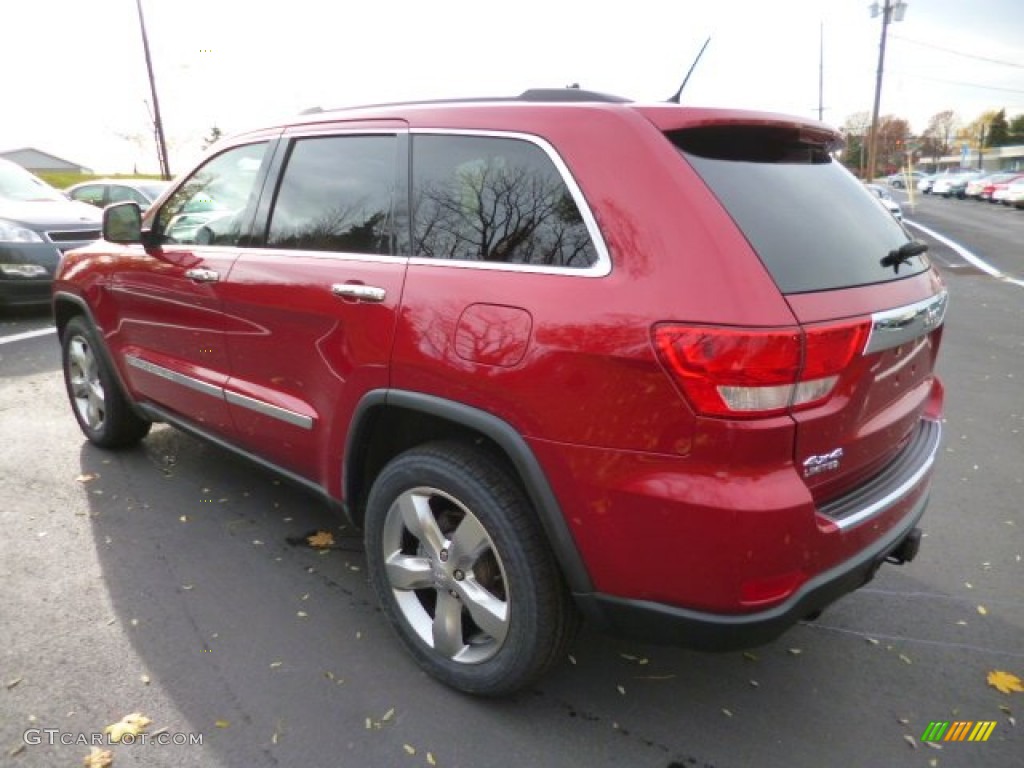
[344,390,593,594]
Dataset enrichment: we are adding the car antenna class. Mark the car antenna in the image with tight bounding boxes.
[667,36,711,103]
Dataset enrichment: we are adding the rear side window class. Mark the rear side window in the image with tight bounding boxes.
[668,126,928,294]
[410,135,598,268]
[266,135,397,255]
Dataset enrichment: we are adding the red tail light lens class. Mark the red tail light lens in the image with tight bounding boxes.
[653,321,869,418]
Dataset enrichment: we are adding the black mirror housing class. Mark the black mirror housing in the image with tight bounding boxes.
[103,202,143,244]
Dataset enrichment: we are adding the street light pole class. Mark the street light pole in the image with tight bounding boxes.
[866,0,907,182]
[135,0,171,180]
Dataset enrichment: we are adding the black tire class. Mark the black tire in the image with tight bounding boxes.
[365,441,577,696]
[61,315,151,448]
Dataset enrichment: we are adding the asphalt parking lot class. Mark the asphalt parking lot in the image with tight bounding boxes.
[1,200,1021,768]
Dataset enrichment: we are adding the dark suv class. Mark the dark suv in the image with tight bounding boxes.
[53,89,947,696]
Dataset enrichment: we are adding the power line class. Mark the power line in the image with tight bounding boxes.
[889,70,1024,95]
[890,34,1024,70]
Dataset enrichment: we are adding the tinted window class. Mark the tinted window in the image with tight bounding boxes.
[266,135,396,255]
[668,126,928,294]
[411,135,597,268]
[108,185,147,205]
[157,142,268,246]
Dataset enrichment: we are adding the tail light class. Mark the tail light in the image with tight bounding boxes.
[653,321,870,418]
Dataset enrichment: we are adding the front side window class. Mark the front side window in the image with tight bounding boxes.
[411,135,598,268]
[156,142,269,246]
[265,135,397,255]
[70,185,105,207]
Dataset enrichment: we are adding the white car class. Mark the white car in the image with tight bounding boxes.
[866,183,902,220]
[932,172,981,198]
[1004,181,1024,209]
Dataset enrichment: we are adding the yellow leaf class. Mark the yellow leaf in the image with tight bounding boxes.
[382,708,395,722]
[978,605,988,616]
[427,752,437,766]
[104,712,152,743]
[987,669,1024,694]
[215,719,230,729]
[307,531,335,549]
[403,744,416,755]
[82,747,113,767]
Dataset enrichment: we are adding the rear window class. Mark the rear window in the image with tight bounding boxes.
[668,126,928,294]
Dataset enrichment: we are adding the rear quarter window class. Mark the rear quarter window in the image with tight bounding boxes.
[668,125,928,294]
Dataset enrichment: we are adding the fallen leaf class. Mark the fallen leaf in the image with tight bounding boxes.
[899,654,913,665]
[928,759,938,767]
[215,719,230,729]
[427,752,437,766]
[297,611,308,618]
[76,473,98,484]
[181,584,194,591]
[903,734,917,749]
[788,648,802,656]
[8,744,26,758]
[998,704,1012,715]
[749,680,760,688]
[104,712,152,743]
[253,540,264,546]
[6,678,22,690]
[924,741,942,750]
[382,708,395,722]
[721,708,733,717]
[866,637,880,645]
[978,605,988,616]
[568,654,577,665]
[365,718,372,730]
[307,531,335,549]
[82,747,113,767]
[140,675,150,685]
[179,515,189,523]
[403,744,416,755]
[616,684,626,695]
[987,669,1024,694]
[742,652,758,662]
[270,662,283,669]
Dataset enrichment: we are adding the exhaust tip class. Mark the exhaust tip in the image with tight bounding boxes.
[886,527,922,565]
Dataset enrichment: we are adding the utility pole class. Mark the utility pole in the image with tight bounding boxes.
[135,0,171,179]
[866,1,908,182]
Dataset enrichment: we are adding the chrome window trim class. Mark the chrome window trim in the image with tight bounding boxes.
[125,354,314,430]
[126,355,223,399]
[833,420,941,531]
[865,290,948,355]
[408,129,612,277]
[224,390,314,430]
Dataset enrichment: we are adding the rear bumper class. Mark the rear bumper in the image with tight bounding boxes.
[576,489,928,651]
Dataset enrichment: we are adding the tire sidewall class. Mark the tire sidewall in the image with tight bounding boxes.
[365,446,557,696]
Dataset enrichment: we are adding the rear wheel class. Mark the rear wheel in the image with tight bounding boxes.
[61,316,151,448]
[365,441,577,696]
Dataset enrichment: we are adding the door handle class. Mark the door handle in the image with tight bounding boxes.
[185,268,220,283]
[331,283,386,303]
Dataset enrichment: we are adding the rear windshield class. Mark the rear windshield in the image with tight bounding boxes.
[667,126,928,294]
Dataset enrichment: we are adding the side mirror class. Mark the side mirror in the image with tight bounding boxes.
[103,202,143,244]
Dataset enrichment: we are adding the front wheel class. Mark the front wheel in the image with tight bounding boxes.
[365,441,577,696]
[61,316,151,448]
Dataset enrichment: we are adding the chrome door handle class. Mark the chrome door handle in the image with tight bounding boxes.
[185,268,220,283]
[331,283,386,302]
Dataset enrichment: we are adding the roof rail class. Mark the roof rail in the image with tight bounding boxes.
[517,88,630,103]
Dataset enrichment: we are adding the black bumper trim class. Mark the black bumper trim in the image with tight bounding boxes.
[574,491,929,651]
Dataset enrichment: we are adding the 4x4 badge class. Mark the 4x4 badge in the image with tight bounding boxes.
[803,448,844,478]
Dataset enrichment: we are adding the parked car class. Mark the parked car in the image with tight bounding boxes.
[887,170,926,189]
[0,158,101,308]
[866,183,903,219]
[932,172,981,198]
[53,89,947,695]
[66,179,170,211]
[964,173,1006,200]
[987,173,1024,204]
[917,174,938,194]
[1004,180,1024,209]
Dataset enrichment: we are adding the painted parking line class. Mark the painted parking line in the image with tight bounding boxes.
[904,219,1024,289]
[0,327,56,346]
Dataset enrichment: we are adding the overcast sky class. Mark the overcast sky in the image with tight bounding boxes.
[4,0,1023,173]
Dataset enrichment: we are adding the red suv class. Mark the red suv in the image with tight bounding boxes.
[54,89,947,696]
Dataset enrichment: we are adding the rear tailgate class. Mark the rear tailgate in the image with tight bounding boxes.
[652,114,947,505]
